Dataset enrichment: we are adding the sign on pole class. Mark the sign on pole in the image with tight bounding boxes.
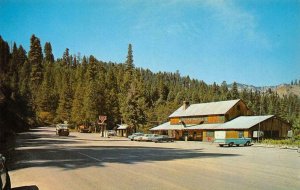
[98,115,107,124]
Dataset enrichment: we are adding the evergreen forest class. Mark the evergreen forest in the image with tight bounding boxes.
[0,35,299,135]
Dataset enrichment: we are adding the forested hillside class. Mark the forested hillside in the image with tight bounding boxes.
[0,35,299,134]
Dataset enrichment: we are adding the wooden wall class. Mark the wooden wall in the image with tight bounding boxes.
[248,117,290,138]
[170,115,225,125]
[225,100,252,121]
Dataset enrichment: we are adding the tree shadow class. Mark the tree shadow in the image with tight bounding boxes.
[12,185,39,190]
[8,127,241,171]
[9,145,240,171]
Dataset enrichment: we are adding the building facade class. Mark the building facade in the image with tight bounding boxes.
[150,99,291,141]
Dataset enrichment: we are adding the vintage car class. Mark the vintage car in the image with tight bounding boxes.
[107,130,116,137]
[128,132,144,141]
[214,131,252,147]
[0,154,11,190]
[78,125,91,133]
[152,135,175,143]
[56,124,70,136]
[139,134,160,142]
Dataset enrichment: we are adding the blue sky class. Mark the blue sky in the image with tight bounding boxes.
[0,0,299,86]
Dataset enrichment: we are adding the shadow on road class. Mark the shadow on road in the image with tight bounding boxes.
[8,127,241,172]
[12,185,39,190]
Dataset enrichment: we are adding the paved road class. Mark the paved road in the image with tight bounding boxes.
[8,127,300,190]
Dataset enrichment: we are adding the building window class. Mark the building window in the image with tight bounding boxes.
[238,131,244,138]
[206,131,214,137]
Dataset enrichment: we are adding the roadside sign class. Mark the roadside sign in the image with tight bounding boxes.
[99,115,107,124]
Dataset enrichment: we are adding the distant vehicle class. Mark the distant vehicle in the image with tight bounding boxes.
[214,131,251,147]
[152,135,175,143]
[140,134,159,142]
[56,124,70,136]
[107,130,116,137]
[0,154,11,190]
[128,132,144,141]
[78,125,91,133]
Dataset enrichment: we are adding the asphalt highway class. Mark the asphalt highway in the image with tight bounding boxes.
[8,127,300,190]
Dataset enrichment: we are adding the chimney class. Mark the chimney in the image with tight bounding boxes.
[183,101,190,110]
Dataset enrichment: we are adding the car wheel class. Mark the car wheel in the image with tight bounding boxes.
[228,142,234,147]
[219,144,224,147]
[245,141,250,146]
[4,171,11,190]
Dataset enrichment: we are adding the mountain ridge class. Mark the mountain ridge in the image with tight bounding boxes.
[228,83,300,97]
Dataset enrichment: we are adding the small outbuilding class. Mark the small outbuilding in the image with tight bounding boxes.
[116,124,131,137]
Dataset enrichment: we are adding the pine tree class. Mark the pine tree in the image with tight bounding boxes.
[7,43,19,89]
[0,36,10,79]
[18,61,31,97]
[44,42,54,63]
[17,45,27,66]
[28,34,44,92]
[62,48,70,66]
[220,81,229,100]
[36,63,56,112]
[71,82,85,125]
[125,44,134,74]
[121,79,146,132]
[231,82,239,99]
[87,55,97,81]
[55,72,73,122]
[83,81,99,123]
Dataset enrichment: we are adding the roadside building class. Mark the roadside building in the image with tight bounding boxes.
[150,99,291,141]
[116,124,130,137]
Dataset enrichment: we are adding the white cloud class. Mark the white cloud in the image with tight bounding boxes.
[203,0,271,49]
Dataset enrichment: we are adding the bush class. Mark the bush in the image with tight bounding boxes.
[261,139,300,147]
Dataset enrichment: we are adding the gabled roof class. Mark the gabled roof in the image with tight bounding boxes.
[117,124,128,130]
[169,99,241,118]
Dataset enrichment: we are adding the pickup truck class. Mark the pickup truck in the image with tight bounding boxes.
[214,138,252,147]
[214,131,252,147]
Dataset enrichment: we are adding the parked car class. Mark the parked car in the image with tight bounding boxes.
[128,132,144,141]
[78,125,91,133]
[152,135,175,143]
[0,154,11,190]
[133,135,144,141]
[140,134,160,142]
[56,124,70,136]
[107,130,116,137]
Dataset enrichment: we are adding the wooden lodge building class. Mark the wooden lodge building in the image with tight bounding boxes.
[150,99,291,141]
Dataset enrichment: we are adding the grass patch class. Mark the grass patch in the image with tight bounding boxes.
[261,139,300,147]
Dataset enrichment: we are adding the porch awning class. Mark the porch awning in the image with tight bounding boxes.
[149,122,205,131]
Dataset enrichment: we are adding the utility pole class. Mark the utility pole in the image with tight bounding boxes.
[258,93,262,142]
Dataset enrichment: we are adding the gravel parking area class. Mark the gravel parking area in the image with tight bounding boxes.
[9,127,300,190]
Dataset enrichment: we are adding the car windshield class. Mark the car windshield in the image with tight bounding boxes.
[58,124,68,128]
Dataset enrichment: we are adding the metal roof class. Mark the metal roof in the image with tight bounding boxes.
[150,122,187,131]
[117,124,129,130]
[186,123,221,130]
[169,99,241,118]
[150,115,274,131]
[218,115,274,130]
